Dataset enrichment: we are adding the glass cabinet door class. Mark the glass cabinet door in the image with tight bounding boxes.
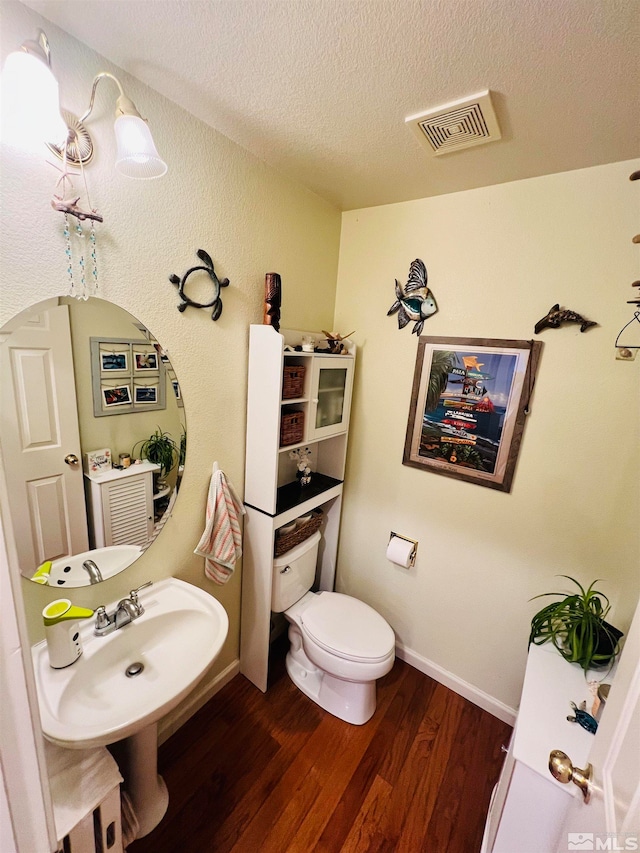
[307,357,354,440]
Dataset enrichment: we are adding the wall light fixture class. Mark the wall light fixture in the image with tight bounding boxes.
[1,30,167,179]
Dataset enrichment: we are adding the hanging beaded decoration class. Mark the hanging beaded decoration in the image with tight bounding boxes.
[50,142,103,300]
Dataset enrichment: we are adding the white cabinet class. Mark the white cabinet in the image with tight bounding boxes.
[481,644,601,853]
[84,461,159,549]
[241,326,355,691]
[307,356,354,440]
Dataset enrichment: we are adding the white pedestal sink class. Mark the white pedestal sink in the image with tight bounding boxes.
[32,578,229,837]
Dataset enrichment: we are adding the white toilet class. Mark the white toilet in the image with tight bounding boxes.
[272,530,395,725]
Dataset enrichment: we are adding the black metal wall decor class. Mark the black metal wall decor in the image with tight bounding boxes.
[388,258,438,335]
[169,249,229,321]
[534,304,597,335]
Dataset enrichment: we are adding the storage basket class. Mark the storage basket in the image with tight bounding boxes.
[274,509,323,556]
[280,410,304,446]
[282,364,306,399]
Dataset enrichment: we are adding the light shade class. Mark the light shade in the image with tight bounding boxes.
[0,49,68,150]
[114,114,167,179]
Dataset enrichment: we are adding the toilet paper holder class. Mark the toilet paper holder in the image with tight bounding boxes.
[389,532,418,568]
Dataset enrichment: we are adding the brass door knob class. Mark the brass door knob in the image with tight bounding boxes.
[549,749,592,804]
[64,454,79,465]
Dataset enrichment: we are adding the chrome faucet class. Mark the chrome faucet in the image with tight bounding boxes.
[82,559,103,584]
[94,582,152,636]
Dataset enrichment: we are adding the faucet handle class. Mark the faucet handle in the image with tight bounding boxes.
[129,581,153,604]
[95,605,110,631]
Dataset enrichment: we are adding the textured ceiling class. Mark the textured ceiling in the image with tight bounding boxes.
[21,0,640,210]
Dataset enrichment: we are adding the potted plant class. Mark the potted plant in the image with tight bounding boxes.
[132,428,178,490]
[529,576,623,671]
[178,426,187,470]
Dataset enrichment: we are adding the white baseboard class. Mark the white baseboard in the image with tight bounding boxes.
[158,659,241,744]
[396,644,517,726]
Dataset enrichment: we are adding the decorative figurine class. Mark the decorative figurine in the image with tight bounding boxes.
[264,272,282,332]
[387,258,438,335]
[321,330,355,354]
[169,249,229,321]
[49,160,101,301]
[566,701,598,734]
[534,304,597,335]
[289,446,312,486]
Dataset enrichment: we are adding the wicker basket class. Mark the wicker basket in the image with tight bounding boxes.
[274,509,323,556]
[280,410,304,446]
[282,364,306,399]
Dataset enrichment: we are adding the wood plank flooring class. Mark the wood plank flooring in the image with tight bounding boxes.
[129,646,511,853]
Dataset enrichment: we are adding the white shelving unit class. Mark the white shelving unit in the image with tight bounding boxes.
[84,460,160,549]
[241,325,355,692]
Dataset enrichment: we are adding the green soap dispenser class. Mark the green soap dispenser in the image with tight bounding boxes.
[43,599,94,669]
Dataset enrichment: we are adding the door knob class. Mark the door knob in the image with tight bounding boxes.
[549,749,592,803]
[64,454,79,465]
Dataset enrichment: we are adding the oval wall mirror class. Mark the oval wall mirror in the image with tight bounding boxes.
[0,297,186,587]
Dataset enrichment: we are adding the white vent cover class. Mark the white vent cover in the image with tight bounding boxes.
[406,90,501,156]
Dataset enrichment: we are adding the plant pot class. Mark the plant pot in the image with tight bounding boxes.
[592,620,624,666]
[153,472,168,493]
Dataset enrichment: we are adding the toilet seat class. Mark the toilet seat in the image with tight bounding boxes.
[301,592,395,663]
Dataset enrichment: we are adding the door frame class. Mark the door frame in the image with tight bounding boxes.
[0,455,56,851]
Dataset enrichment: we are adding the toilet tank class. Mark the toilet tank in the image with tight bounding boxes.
[272,530,321,613]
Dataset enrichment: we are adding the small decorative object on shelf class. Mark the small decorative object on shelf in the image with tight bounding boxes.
[83,448,112,476]
[320,330,355,354]
[534,304,597,334]
[566,700,598,734]
[264,272,282,332]
[169,249,229,321]
[387,258,438,335]
[289,446,312,486]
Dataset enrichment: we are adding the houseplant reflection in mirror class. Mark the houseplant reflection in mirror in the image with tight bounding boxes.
[528,575,623,672]
[132,427,178,490]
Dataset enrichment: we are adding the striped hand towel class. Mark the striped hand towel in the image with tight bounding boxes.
[194,467,245,585]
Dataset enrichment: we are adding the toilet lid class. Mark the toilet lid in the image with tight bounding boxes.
[301,593,395,662]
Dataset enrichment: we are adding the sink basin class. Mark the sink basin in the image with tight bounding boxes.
[32,577,229,749]
[46,545,143,588]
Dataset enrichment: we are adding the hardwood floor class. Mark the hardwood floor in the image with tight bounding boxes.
[129,647,511,853]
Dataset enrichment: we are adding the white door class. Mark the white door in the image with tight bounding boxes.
[556,596,640,852]
[0,303,89,577]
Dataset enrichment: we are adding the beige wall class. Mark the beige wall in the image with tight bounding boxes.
[0,0,341,700]
[334,160,640,711]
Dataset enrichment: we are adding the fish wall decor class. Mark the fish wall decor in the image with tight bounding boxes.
[387,258,438,335]
[534,304,597,335]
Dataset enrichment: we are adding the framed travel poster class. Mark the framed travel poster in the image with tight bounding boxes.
[403,337,542,492]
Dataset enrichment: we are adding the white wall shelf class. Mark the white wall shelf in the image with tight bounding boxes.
[241,325,355,691]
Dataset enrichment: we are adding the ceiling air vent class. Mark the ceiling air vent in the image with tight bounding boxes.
[406,90,501,156]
